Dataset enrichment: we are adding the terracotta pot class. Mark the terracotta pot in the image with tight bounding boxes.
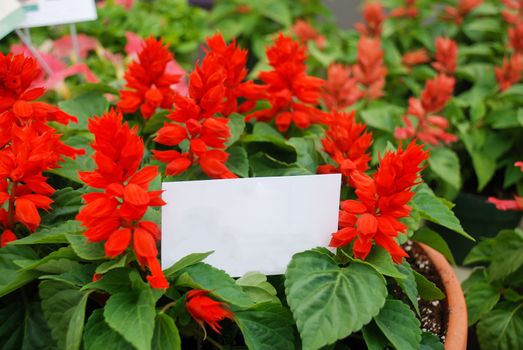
[419,243,467,350]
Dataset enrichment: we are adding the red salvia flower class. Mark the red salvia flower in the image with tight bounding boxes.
[355,2,386,38]
[153,48,238,179]
[330,142,429,263]
[321,63,362,111]
[185,290,234,334]
[402,49,430,70]
[395,75,456,145]
[246,34,326,132]
[204,33,266,116]
[495,54,523,91]
[509,23,523,55]
[502,0,523,24]
[444,0,483,24]
[292,19,326,49]
[432,37,458,75]
[118,37,181,119]
[317,111,372,183]
[77,110,168,289]
[391,0,418,18]
[353,37,387,99]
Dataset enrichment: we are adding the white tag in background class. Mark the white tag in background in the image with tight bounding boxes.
[0,0,25,40]
[161,174,342,277]
[19,0,97,28]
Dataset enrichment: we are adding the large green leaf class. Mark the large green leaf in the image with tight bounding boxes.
[226,146,249,178]
[234,303,295,350]
[374,299,421,350]
[104,287,157,350]
[411,185,472,240]
[463,238,494,265]
[0,245,40,297]
[39,280,92,350]
[236,271,280,304]
[66,233,106,260]
[152,313,181,350]
[412,227,456,265]
[477,302,523,350]
[58,91,109,130]
[174,262,253,308]
[396,263,420,315]
[226,113,246,147]
[285,248,387,350]
[362,321,388,350]
[412,270,445,301]
[163,252,213,278]
[288,137,320,173]
[0,300,56,350]
[463,269,500,324]
[428,148,461,190]
[360,103,403,132]
[420,332,444,350]
[489,230,523,282]
[10,221,82,245]
[363,246,406,279]
[83,309,134,350]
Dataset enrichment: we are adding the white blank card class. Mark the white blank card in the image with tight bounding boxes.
[161,174,341,277]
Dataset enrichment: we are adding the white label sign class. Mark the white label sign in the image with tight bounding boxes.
[18,0,97,28]
[1,0,25,39]
[161,174,342,277]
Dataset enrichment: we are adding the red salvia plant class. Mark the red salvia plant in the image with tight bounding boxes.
[432,37,458,75]
[402,48,430,70]
[292,19,326,49]
[495,54,523,91]
[355,1,386,38]
[395,75,457,145]
[76,109,168,289]
[185,289,234,336]
[390,0,418,18]
[118,37,181,119]
[204,33,266,116]
[443,0,483,24]
[330,142,429,263]
[153,41,237,179]
[353,36,387,100]
[321,63,362,111]
[317,111,372,184]
[246,34,326,132]
[509,22,523,55]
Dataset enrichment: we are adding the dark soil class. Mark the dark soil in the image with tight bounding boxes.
[404,240,449,343]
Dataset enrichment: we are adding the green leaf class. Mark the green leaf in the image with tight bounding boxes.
[104,288,157,350]
[10,220,82,245]
[226,113,246,146]
[288,137,320,173]
[374,299,421,350]
[462,18,502,41]
[362,321,388,350]
[428,148,461,190]
[0,300,56,350]
[463,238,495,265]
[420,332,444,350]
[236,271,279,304]
[396,263,420,315]
[66,233,106,260]
[175,262,253,308]
[285,249,387,350]
[254,0,291,26]
[363,246,406,279]
[413,270,445,301]
[17,247,78,273]
[83,268,132,294]
[152,313,181,350]
[0,245,40,297]
[411,185,473,240]
[83,309,134,350]
[144,111,169,134]
[235,303,296,350]
[489,230,523,281]
[463,269,500,324]
[412,227,456,265]
[360,103,403,132]
[39,280,92,350]
[95,254,129,275]
[58,91,109,130]
[163,251,213,278]
[252,122,284,139]
[43,188,85,225]
[477,302,523,350]
[250,153,310,177]
[226,146,249,177]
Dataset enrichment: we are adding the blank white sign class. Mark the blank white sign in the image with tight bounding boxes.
[161,174,341,277]
[19,0,97,28]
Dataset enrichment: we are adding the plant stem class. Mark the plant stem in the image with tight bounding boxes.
[7,181,17,229]
[206,336,224,350]
[160,301,176,314]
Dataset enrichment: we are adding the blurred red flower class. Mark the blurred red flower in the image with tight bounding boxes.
[509,23,523,54]
[355,2,386,37]
[321,63,362,111]
[495,54,523,91]
[353,37,387,99]
[402,48,430,70]
[444,0,483,24]
[292,19,326,49]
[391,0,418,18]
[432,37,458,75]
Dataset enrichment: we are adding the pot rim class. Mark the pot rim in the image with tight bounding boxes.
[418,243,468,350]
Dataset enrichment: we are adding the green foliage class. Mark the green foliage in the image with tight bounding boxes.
[374,299,421,350]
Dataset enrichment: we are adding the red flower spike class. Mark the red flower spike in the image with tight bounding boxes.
[496,54,523,91]
[318,111,372,183]
[353,37,387,100]
[186,290,234,334]
[77,110,167,289]
[432,37,458,75]
[355,2,386,38]
[117,37,181,119]
[330,142,429,263]
[391,0,418,18]
[420,75,455,114]
[321,64,362,111]
[292,19,326,49]
[509,23,523,54]
[443,0,483,24]
[246,34,326,132]
[402,49,430,70]
[488,196,523,211]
